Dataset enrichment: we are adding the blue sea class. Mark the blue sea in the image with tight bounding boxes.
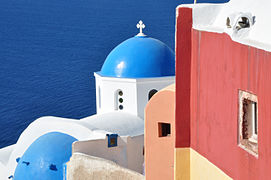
[0,0,228,148]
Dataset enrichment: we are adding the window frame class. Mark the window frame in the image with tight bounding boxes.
[238,90,258,156]
[107,134,118,148]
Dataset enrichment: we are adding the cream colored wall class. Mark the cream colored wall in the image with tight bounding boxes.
[174,148,190,180]
[174,148,232,180]
[72,135,144,173]
[190,149,232,180]
[66,153,144,180]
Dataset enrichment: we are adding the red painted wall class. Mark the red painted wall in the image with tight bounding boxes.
[190,29,271,179]
[176,6,271,179]
[175,7,192,148]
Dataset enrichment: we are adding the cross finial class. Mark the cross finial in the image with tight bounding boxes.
[136,20,146,37]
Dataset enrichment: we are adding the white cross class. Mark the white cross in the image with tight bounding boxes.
[136,20,146,36]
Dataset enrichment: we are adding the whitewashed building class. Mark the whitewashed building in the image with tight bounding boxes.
[0,21,175,180]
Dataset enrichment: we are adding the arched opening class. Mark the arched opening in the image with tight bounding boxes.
[236,16,250,30]
[148,89,158,100]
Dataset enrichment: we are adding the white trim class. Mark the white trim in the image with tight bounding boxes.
[94,72,175,83]
[98,86,101,109]
[177,1,271,52]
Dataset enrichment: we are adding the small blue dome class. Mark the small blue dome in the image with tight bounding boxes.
[99,36,175,78]
[13,132,77,180]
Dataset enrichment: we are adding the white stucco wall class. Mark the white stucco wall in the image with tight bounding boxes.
[95,73,175,119]
[136,76,175,119]
[178,0,271,51]
[0,161,8,180]
[94,73,138,116]
[126,135,145,173]
[72,135,144,173]
[0,145,15,179]
[0,145,15,166]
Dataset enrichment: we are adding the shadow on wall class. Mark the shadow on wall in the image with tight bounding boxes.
[71,135,144,174]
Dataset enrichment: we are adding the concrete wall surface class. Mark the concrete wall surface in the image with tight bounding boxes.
[66,153,144,180]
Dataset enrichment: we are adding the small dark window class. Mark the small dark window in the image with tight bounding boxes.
[158,123,171,137]
[49,164,58,171]
[110,138,116,146]
[148,89,158,100]
[226,17,231,28]
[107,134,118,148]
[234,16,252,31]
[115,90,124,111]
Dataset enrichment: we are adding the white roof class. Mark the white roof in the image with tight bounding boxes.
[178,0,271,51]
[80,112,144,136]
[3,112,144,177]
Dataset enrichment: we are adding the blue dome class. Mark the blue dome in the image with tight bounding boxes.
[13,132,77,180]
[100,36,175,78]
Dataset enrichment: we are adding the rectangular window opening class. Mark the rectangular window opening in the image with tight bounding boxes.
[107,134,118,148]
[242,99,258,142]
[158,123,171,137]
[239,90,258,156]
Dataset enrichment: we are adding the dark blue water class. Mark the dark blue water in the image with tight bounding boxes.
[0,0,228,148]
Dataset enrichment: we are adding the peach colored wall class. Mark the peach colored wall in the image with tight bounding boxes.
[145,84,175,180]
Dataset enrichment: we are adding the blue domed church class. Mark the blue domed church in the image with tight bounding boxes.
[0,21,175,180]
[95,20,175,118]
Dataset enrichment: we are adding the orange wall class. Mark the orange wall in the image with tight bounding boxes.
[145,84,175,180]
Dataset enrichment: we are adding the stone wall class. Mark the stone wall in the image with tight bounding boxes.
[66,153,144,180]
